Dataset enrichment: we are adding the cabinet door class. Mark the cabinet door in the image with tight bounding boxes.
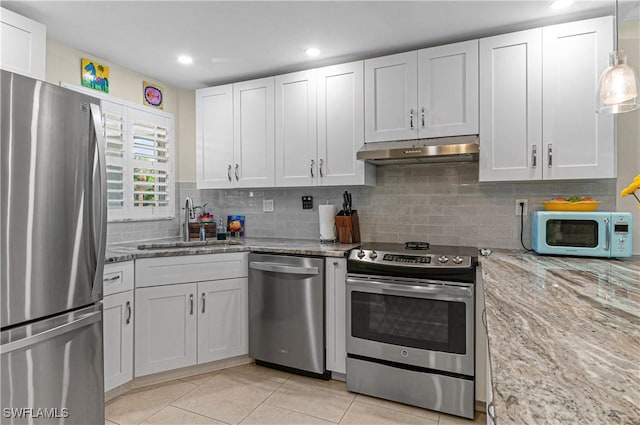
[103,291,133,392]
[325,258,347,375]
[479,29,543,182]
[196,85,234,189]
[275,70,317,187]
[234,77,275,188]
[317,61,374,186]
[135,283,197,377]
[0,7,46,80]
[364,51,418,142]
[197,278,248,363]
[418,40,479,138]
[543,16,615,180]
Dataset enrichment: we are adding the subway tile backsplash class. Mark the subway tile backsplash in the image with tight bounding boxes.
[107,163,617,249]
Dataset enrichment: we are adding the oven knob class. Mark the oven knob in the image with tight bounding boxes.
[452,256,464,264]
[357,250,366,259]
[370,251,378,259]
[438,256,449,264]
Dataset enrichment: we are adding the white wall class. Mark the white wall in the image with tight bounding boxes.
[616,19,640,254]
[45,39,196,182]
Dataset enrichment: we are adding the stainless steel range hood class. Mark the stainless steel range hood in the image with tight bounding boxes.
[357,135,479,165]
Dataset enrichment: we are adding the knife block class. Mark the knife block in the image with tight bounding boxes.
[188,222,216,239]
[335,211,360,244]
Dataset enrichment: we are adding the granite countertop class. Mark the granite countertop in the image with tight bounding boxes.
[480,251,640,425]
[105,237,359,263]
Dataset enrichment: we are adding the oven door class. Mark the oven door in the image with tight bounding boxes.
[346,274,474,377]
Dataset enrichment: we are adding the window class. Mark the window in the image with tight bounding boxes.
[101,100,174,222]
[60,84,175,222]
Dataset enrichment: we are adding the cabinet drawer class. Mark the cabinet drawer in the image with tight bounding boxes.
[103,261,134,296]
[135,253,248,288]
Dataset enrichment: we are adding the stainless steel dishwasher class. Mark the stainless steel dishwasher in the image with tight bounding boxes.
[248,253,328,378]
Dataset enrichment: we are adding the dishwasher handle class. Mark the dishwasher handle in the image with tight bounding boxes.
[249,261,319,275]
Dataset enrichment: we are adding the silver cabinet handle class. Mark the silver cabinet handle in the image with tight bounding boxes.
[126,301,132,325]
[487,401,495,422]
[310,159,314,178]
[0,310,101,354]
[227,164,232,182]
[421,107,425,128]
[201,293,206,314]
[234,163,239,181]
[189,294,194,315]
[605,217,610,251]
[532,145,537,168]
[409,108,414,129]
[547,144,553,168]
[249,262,319,275]
[319,159,324,178]
[104,275,120,282]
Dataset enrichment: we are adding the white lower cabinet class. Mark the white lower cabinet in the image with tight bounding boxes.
[135,283,198,377]
[103,291,134,392]
[134,253,249,377]
[325,258,347,375]
[197,278,248,363]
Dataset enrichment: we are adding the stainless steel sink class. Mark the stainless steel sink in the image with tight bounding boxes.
[137,240,241,250]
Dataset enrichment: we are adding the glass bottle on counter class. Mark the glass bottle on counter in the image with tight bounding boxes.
[216,218,226,240]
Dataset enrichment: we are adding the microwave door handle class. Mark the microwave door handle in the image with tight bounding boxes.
[604,218,610,251]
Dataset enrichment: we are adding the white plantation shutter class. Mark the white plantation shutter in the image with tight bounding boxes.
[101,101,126,221]
[128,108,173,220]
[60,83,175,222]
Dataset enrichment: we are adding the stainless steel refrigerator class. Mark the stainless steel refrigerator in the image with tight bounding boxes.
[0,70,106,424]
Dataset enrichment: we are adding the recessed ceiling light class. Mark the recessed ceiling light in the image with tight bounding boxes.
[177,55,193,65]
[305,47,321,57]
[551,0,574,9]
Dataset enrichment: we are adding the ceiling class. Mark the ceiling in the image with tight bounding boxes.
[4,1,639,90]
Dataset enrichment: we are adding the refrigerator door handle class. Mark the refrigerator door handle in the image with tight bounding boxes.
[90,103,107,297]
[0,310,101,355]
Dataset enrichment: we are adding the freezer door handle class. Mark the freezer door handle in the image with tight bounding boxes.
[90,103,107,297]
[249,262,319,275]
[0,310,101,355]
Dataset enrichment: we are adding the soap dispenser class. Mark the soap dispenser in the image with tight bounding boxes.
[216,218,226,240]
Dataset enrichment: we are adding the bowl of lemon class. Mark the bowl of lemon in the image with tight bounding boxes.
[542,196,601,211]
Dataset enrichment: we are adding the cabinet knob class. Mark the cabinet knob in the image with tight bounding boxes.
[409,109,414,129]
[235,164,240,181]
[547,144,553,168]
[319,159,324,178]
[531,145,537,168]
[310,159,315,178]
[227,164,232,182]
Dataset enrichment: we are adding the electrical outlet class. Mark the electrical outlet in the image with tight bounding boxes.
[515,199,528,216]
[302,196,313,210]
[263,199,274,213]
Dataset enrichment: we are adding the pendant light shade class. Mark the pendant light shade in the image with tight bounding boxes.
[597,51,640,113]
[596,0,640,114]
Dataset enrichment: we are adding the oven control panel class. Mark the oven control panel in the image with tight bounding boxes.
[349,250,472,268]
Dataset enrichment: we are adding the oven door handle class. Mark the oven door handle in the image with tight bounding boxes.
[347,277,473,298]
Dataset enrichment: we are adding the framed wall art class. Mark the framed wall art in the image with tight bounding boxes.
[81,58,109,93]
[143,81,164,109]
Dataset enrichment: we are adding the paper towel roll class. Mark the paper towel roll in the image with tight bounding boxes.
[319,205,337,242]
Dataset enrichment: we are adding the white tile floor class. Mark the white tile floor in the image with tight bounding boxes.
[105,363,486,425]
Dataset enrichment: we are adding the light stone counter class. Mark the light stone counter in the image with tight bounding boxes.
[106,237,359,263]
[481,251,640,425]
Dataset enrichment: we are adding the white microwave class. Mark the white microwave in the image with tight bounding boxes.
[531,211,633,258]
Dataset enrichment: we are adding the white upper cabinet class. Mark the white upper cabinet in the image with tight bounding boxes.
[364,52,418,142]
[479,29,543,182]
[273,62,374,187]
[480,16,615,182]
[196,77,275,189]
[196,85,234,189]
[317,61,375,186]
[275,70,317,187]
[364,43,479,143]
[234,77,275,188]
[0,7,46,80]
[418,40,479,138]
[542,16,615,180]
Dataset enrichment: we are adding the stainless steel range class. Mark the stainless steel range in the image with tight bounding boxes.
[346,242,477,419]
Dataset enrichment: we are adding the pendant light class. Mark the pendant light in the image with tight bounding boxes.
[597,0,640,114]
